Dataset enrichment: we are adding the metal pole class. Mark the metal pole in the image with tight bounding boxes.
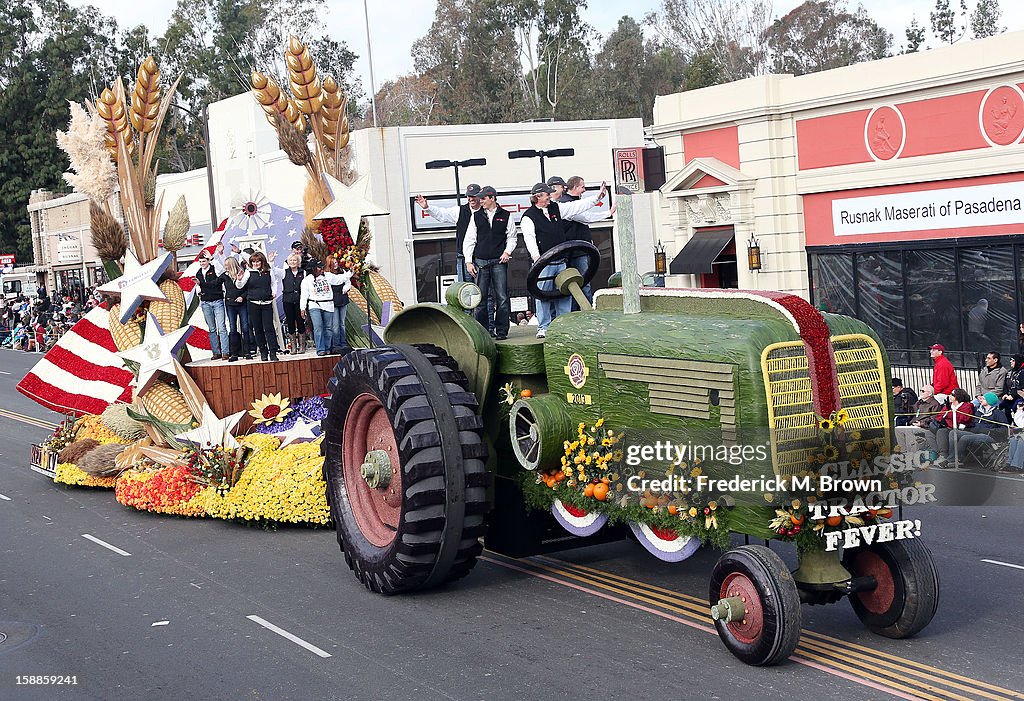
[453,166,462,209]
[202,104,218,228]
[616,193,641,315]
[539,155,545,183]
[363,0,378,128]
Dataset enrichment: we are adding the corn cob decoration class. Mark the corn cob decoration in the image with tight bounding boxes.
[109,305,143,351]
[286,36,322,116]
[348,287,379,325]
[368,271,403,313]
[96,86,135,160]
[162,195,190,252]
[149,279,186,333]
[141,381,193,425]
[251,72,305,131]
[130,56,161,135]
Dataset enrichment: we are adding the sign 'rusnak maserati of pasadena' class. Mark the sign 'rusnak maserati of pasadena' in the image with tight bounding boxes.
[831,180,1024,235]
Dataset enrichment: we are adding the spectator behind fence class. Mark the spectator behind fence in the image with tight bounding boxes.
[925,387,974,463]
[944,391,1007,467]
[1004,401,1024,473]
[974,351,1007,409]
[1000,354,1024,421]
[892,378,918,427]
[895,384,942,454]
[930,343,958,399]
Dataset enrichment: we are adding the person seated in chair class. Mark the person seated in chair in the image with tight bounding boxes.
[926,388,974,466]
[895,384,941,454]
[945,391,1006,467]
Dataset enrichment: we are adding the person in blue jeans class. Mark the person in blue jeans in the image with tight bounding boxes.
[221,257,252,361]
[520,181,607,338]
[195,250,229,360]
[464,186,516,339]
[552,175,615,310]
[326,255,353,351]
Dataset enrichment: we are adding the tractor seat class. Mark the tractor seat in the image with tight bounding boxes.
[495,325,545,374]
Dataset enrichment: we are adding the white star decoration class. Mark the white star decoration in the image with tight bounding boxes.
[276,418,322,447]
[175,402,245,450]
[98,251,172,323]
[119,312,194,394]
[313,174,390,228]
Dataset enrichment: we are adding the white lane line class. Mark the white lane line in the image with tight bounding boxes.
[982,558,1024,571]
[246,615,332,658]
[0,493,10,501]
[0,370,11,375]
[151,621,169,627]
[81,533,132,557]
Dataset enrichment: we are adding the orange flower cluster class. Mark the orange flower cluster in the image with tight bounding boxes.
[115,465,205,517]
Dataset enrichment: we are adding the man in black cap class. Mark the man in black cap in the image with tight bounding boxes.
[546,175,567,201]
[463,186,516,339]
[521,180,606,338]
[290,240,311,272]
[415,184,483,283]
[557,175,614,309]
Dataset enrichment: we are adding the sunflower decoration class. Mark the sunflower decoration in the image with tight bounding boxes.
[835,408,850,425]
[818,417,835,433]
[249,393,293,425]
[822,444,840,461]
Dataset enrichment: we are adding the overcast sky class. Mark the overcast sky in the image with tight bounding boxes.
[72,0,1024,94]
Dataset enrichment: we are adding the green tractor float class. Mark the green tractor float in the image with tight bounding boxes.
[321,240,939,666]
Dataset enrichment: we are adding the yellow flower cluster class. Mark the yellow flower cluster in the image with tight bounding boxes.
[195,440,329,525]
[74,414,127,445]
[559,418,622,486]
[54,462,117,488]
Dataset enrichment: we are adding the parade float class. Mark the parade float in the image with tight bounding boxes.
[20,42,939,669]
[22,40,399,528]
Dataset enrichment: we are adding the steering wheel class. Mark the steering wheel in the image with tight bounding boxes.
[526,240,600,300]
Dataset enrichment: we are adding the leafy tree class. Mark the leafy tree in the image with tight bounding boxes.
[372,74,438,127]
[0,0,119,261]
[904,17,926,52]
[930,0,968,44]
[589,16,686,123]
[646,0,772,82]
[970,0,1003,38]
[762,0,890,76]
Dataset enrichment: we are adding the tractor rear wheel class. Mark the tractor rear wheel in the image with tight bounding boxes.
[709,545,802,666]
[843,539,939,638]
[322,344,489,594]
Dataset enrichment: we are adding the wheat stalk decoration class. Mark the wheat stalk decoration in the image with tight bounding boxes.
[130,57,161,135]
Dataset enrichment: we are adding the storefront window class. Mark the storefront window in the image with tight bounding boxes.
[811,255,854,315]
[959,247,1016,355]
[905,249,959,352]
[856,251,906,353]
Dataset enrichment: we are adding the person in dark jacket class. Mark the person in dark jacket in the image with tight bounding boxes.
[1000,354,1024,422]
[196,250,229,360]
[281,252,307,354]
[947,391,1007,466]
[927,388,975,465]
[233,251,282,361]
[325,255,353,352]
[892,377,918,427]
[895,384,942,453]
[221,256,252,362]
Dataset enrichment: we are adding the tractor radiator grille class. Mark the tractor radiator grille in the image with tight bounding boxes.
[761,334,891,477]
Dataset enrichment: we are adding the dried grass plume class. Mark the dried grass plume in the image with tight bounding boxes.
[56,102,118,204]
[90,202,128,262]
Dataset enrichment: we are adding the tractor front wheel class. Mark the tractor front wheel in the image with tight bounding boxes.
[323,344,489,594]
[842,539,939,638]
[709,545,802,666]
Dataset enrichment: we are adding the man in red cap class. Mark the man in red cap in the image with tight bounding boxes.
[930,343,958,397]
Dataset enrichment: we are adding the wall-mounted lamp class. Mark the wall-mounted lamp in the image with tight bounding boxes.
[747,234,762,271]
[654,240,667,275]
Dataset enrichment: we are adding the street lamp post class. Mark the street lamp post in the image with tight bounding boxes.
[424,157,486,290]
[507,148,575,182]
[171,102,218,231]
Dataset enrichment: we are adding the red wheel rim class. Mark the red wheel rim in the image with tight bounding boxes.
[342,393,403,548]
[720,572,764,644]
[851,550,895,614]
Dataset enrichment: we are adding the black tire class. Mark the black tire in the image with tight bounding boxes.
[709,545,802,666]
[842,538,939,638]
[322,343,490,594]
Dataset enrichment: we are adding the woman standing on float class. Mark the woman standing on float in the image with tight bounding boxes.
[233,250,283,361]
[281,252,307,354]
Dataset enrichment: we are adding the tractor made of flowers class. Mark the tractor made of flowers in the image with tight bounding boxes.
[321,241,939,666]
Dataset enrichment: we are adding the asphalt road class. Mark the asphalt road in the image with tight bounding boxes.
[1,348,1023,701]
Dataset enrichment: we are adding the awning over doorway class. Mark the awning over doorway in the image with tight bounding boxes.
[669,229,734,274]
